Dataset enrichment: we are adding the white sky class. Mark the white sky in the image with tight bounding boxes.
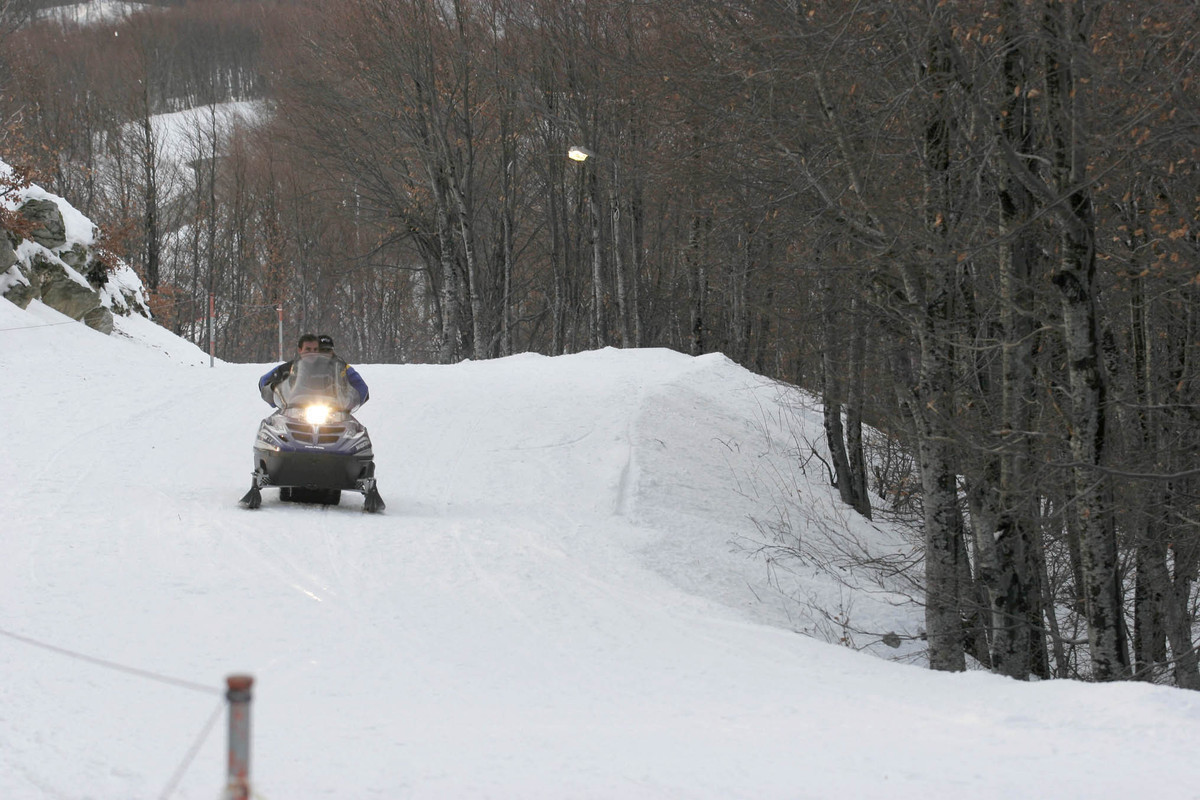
[2,295,1200,799]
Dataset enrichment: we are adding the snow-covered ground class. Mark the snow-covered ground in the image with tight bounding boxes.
[3,298,1200,799]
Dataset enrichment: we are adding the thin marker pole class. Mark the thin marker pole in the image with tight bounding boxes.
[223,674,254,800]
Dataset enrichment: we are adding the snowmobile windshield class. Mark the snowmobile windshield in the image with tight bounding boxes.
[273,352,363,412]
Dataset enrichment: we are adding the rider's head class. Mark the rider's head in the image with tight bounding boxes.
[317,334,335,353]
[297,333,319,355]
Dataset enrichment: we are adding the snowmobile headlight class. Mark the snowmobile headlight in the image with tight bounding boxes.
[303,404,332,425]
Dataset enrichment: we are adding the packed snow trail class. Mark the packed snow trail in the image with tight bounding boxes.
[3,301,1200,799]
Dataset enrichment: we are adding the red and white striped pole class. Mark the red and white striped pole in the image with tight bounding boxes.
[223,674,254,800]
[208,293,216,368]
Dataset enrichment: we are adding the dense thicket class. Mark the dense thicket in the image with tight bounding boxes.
[2,0,1196,686]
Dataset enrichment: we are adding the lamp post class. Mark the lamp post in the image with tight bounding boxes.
[567,145,638,348]
[569,145,605,348]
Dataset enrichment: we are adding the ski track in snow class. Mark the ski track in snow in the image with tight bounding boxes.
[4,301,1200,798]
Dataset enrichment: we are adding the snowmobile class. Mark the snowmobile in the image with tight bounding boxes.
[239,351,385,512]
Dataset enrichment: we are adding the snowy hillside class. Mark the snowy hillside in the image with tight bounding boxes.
[3,298,1200,799]
[38,1,150,26]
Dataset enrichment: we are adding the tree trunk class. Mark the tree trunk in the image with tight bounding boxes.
[685,212,708,355]
[911,25,964,672]
[587,165,604,349]
[913,384,967,673]
[989,0,1042,680]
[138,103,159,293]
[449,178,486,361]
[433,179,463,363]
[609,161,630,347]
[629,172,645,348]
[1053,231,1128,681]
[1045,0,1128,680]
[844,295,871,519]
[821,269,871,519]
[1165,525,1200,690]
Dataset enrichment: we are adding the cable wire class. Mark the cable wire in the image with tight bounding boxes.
[0,626,221,695]
[0,319,81,332]
[159,696,226,800]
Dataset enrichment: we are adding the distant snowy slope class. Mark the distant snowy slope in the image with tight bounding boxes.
[38,1,150,26]
[146,101,269,168]
[3,297,1200,800]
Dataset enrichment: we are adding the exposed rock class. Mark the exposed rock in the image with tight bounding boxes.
[3,275,35,308]
[85,257,110,289]
[59,242,88,271]
[18,199,66,249]
[1,173,150,332]
[0,233,16,272]
[29,254,107,329]
[82,305,114,334]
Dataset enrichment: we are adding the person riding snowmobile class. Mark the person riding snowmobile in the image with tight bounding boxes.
[241,333,383,512]
[259,333,369,408]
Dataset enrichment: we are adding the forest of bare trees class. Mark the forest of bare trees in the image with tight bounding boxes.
[1,0,1197,687]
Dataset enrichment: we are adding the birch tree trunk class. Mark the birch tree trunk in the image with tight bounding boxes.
[1044,0,1128,680]
[432,178,463,364]
[448,175,486,361]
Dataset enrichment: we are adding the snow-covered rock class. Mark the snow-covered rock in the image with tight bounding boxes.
[0,160,150,333]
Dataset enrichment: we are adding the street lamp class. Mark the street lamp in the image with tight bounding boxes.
[568,145,604,347]
[566,144,640,349]
[567,145,596,162]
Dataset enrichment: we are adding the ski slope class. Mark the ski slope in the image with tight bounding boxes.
[3,298,1200,799]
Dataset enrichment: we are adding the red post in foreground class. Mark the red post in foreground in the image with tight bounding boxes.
[224,674,254,800]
